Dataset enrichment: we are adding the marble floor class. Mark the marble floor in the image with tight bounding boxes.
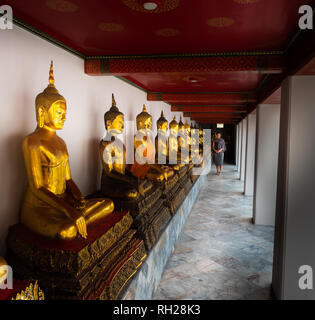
[153,164,274,300]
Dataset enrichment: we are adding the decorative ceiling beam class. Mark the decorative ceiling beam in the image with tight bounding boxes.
[84,55,284,75]
[148,92,256,104]
[172,106,247,113]
[184,112,242,118]
[192,118,236,124]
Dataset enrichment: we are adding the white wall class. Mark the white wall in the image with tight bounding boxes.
[0,26,193,255]
[244,113,256,196]
[253,104,280,226]
[273,76,315,299]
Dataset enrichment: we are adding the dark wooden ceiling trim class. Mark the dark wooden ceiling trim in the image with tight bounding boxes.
[84,55,284,75]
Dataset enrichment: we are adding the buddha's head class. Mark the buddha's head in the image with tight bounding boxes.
[0,256,8,286]
[104,94,124,135]
[136,105,152,132]
[178,117,185,135]
[185,120,191,136]
[157,110,168,134]
[169,116,178,136]
[35,61,66,131]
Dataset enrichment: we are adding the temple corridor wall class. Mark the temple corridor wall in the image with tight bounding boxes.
[0,26,193,255]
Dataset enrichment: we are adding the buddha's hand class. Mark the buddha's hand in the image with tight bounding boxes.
[75,216,87,239]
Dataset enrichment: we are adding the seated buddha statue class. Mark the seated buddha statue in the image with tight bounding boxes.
[133,105,173,182]
[177,117,190,165]
[20,62,114,241]
[198,124,204,154]
[0,256,8,287]
[100,94,153,201]
[190,123,203,166]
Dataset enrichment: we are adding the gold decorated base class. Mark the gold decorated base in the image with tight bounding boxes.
[6,212,146,300]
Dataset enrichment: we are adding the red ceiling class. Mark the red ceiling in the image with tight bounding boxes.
[6,0,311,55]
[124,71,264,92]
[6,0,314,123]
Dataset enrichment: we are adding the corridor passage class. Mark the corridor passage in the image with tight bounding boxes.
[154,165,274,300]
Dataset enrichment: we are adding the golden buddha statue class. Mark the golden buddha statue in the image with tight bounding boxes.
[198,124,204,154]
[133,105,173,182]
[191,123,203,167]
[0,256,8,287]
[155,111,169,165]
[177,117,190,164]
[100,95,152,200]
[168,116,179,166]
[21,62,114,241]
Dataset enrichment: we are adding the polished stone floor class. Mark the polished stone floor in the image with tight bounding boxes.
[153,164,274,300]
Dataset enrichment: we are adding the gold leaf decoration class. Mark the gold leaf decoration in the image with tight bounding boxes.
[121,0,180,13]
[45,0,78,12]
[156,28,180,37]
[207,17,235,28]
[98,23,125,32]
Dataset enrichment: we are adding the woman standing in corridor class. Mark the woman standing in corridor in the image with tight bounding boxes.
[212,132,226,175]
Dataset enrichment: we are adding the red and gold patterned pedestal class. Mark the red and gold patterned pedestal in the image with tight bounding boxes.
[6,211,146,300]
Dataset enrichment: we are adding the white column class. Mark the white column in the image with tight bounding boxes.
[273,76,315,300]
[253,104,280,226]
[238,124,242,173]
[235,124,239,169]
[244,113,256,196]
[240,118,247,181]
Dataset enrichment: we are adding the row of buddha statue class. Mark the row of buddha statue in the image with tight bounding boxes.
[3,62,204,300]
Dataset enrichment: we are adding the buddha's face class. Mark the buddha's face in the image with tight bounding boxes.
[46,101,67,130]
[158,121,168,134]
[138,116,152,131]
[108,114,124,134]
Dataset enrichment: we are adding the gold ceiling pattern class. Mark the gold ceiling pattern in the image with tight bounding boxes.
[207,17,235,28]
[156,28,180,37]
[121,0,180,13]
[98,22,125,32]
[45,0,78,13]
[182,76,206,83]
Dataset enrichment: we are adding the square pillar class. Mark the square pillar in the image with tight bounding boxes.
[240,118,247,181]
[273,76,315,299]
[244,113,256,196]
[235,124,239,169]
[236,124,242,172]
[253,104,280,226]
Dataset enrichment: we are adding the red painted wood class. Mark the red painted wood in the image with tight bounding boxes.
[171,106,247,113]
[148,92,256,104]
[6,0,310,55]
[184,112,242,118]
